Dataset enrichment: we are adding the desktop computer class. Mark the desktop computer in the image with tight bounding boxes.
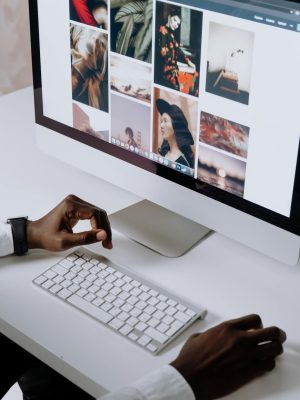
[29,0,300,265]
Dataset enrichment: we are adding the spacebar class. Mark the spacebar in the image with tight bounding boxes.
[68,295,113,324]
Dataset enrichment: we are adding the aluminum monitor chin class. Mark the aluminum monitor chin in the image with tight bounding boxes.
[30,0,300,264]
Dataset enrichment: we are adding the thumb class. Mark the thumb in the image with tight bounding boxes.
[61,229,107,249]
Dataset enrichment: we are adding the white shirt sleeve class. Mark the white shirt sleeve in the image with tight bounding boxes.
[0,221,14,256]
[98,365,195,400]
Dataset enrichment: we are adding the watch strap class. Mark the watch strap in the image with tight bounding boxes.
[7,217,28,256]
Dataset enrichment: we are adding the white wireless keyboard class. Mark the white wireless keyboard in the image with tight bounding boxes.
[33,248,207,354]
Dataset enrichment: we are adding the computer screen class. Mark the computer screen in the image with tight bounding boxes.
[30,0,300,236]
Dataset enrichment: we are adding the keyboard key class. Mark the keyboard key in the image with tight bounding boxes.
[158,294,167,302]
[109,318,124,331]
[139,313,151,323]
[45,270,57,280]
[148,297,159,306]
[109,307,121,317]
[34,276,47,285]
[139,292,150,302]
[131,287,142,297]
[157,323,169,333]
[61,280,72,288]
[138,335,151,346]
[130,308,142,318]
[136,322,147,332]
[127,316,139,327]
[67,254,78,262]
[68,295,113,324]
[68,284,80,293]
[86,274,97,283]
[42,280,54,290]
[153,310,164,320]
[118,312,130,322]
[59,259,74,269]
[144,305,156,315]
[33,249,206,356]
[165,306,177,316]
[148,317,160,328]
[52,264,67,276]
[50,284,62,294]
[166,325,181,337]
[128,333,138,341]
[157,302,168,311]
[186,309,196,318]
[71,265,82,274]
[89,284,100,294]
[53,275,64,284]
[92,297,104,307]
[73,276,84,285]
[162,315,174,325]
[145,327,168,344]
[120,324,133,336]
[77,288,88,298]
[101,302,113,312]
[174,311,192,324]
[57,288,72,300]
[110,287,122,296]
[84,293,96,302]
[167,299,177,307]
[147,343,157,353]
[75,258,85,266]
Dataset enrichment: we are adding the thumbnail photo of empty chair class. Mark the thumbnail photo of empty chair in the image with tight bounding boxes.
[70,23,109,112]
[198,145,247,197]
[205,22,254,105]
[70,0,108,30]
[200,111,249,159]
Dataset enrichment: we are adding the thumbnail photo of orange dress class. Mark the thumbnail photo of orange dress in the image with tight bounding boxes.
[154,2,203,97]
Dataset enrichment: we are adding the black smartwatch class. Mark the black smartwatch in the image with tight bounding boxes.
[7,217,29,256]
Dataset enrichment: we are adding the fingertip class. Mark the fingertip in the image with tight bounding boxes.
[103,240,113,250]
[280,329,287,343]
[96,230,107,242]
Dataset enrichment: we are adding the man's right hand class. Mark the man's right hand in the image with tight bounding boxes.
[171,314,286,399]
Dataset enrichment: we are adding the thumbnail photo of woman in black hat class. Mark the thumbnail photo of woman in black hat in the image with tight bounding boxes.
[156,98,195,168]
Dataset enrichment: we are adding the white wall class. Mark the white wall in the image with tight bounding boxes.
[207,22,254,92]
[0,0,32,96]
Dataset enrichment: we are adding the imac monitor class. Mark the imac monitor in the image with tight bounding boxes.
[29,0,300,264]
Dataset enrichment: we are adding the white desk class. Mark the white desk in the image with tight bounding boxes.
[0,87,300,399]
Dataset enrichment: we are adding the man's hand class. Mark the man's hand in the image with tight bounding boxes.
[171,314,286,400]
[26,195,112,251]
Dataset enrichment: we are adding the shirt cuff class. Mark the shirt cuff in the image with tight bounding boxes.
[132,365,195,400]
[0,221,14,256]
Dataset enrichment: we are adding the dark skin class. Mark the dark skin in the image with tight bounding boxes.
[26,194,112,251]
[171,314,286,399]
[24,196,286,399]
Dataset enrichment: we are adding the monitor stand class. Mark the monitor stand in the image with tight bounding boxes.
[109,200,211,257]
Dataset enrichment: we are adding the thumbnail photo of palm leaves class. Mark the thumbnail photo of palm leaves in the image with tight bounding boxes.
[111,0,153,63]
